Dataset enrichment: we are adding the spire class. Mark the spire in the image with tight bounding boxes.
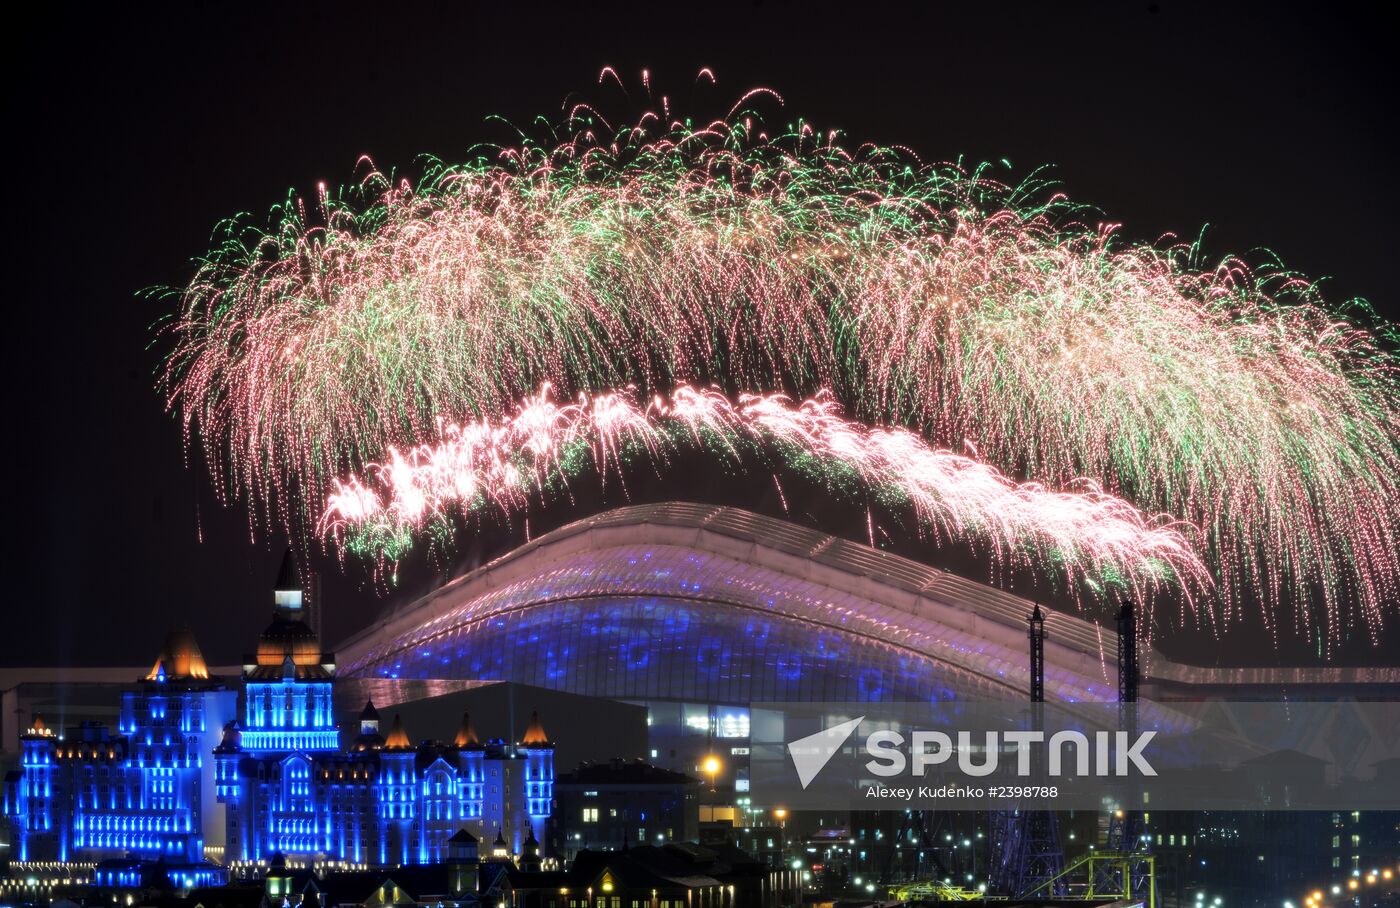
[519,828,541,870]
[215,721,242,753]
[453,711,479,748]
[274,549,303,612]
[384,713,412,750]
[26,713,53,738]
[359,701,381,738]
[521,709,550,746]
[276,549,300,591]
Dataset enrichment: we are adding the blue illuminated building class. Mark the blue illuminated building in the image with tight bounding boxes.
[215,554,555,866]
[1,628,234,874]
[331,503,1400,792]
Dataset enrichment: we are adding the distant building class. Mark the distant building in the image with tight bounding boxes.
[1150,809,1399,908]
[503,842,802,908]
[91,854,228,899]
[254,840,801,908]
[704,825,785,872]
[550,759,700,859]
[0,628,234,873]
[215,553,555,866]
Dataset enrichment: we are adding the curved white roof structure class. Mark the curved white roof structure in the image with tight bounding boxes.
[337,503,1400,703]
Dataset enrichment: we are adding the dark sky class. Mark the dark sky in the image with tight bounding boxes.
[2,1,1395,670]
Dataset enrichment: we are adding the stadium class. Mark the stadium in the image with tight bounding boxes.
[334,502,1400,784]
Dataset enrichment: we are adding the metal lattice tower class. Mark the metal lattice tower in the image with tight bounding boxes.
[1103,600,1153,907]
[1116,601,1139,705]
[988,604,1064,898]
[1029,603,1046,704]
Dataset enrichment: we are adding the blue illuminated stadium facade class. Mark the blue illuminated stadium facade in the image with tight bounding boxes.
[333,503,1400,787]
[214,556,555,866]
[340,504,1400,703]
[335,505,1088,705]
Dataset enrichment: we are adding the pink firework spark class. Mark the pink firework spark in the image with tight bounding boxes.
[320,385,1208,608]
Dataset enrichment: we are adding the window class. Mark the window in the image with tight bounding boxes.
[583,808,599,823]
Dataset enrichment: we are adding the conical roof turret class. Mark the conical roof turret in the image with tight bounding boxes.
[521,710,550,746]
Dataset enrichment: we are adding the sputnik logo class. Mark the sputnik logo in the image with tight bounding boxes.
[787,716,865,789]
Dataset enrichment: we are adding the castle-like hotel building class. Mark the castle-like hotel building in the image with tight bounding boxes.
[3,554,554,873]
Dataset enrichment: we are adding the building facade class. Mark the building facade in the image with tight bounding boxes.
[0,630,234,869]
[215,555,555,867]
[2,554,556,875]
[550,759,700,859]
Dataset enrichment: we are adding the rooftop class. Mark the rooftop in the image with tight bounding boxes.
[338,502,1400,702]
[557,758,699,787]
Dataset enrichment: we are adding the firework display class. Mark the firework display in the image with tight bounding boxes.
[162,78,1400,642]
[319,384,1205,604]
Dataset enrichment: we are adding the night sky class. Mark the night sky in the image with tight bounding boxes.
[3,1,1395,669]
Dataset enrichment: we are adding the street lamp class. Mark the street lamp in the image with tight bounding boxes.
[703,755,721,792]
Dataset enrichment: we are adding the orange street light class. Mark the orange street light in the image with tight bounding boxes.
[703,755,721,792]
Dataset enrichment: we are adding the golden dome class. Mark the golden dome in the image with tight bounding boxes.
[146,629,211,681]
[255,618,323,667]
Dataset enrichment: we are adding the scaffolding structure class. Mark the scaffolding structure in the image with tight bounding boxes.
[1021,852,1156,907]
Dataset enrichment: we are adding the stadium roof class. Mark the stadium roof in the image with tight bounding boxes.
[337,503,1400,701]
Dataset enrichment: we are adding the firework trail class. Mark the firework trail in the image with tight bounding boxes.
[320,384,1205,606]
[162,75,1400,645]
